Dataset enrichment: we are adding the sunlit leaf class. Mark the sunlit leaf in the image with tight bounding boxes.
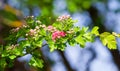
[75,35,85,47]
[100,32,117,49]
[91,26,99,36]
[9,55,16,59]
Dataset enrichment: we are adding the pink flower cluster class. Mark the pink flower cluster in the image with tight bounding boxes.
[52,31,66,41]
[56,15,71,21]
[46,25,66,41]
[29,29,36,36]
[27,29,37,36]
[47,25,57,32]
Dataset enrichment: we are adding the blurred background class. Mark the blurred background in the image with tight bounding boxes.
[0,0,120,71]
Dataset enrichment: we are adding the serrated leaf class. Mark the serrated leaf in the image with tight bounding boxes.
[81,27,89,32]
[106,35,116,49]
[100,32,117,49]
[75,35,85,47]
[35,40,43,47]
[73,27,80,32]
[49,44,57,52]
[47,41,57,52]
[83,32,93,42]
[91,26,99,36]
[101,37,107,46]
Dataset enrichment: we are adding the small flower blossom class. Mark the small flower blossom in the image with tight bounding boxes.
[41,24,46,28]
[29,29,36,36]
[31,15,34,18]
[47,25,57,32]
[26,34,28,36]
[24,16,34,19]
[36,20,41,24]
[22,25,27,28]
[35,26,39,30]
[56,15,71,21]
[7,44,19,50]
[47,25,53,30]
[11,27,20,32]
[25,38,28,40]
[30,29,35,33]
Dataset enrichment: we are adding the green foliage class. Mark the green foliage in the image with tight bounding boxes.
[29,56,44,68]
[0,15,119,70]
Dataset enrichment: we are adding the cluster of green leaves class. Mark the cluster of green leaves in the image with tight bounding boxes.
[0,15,119,70]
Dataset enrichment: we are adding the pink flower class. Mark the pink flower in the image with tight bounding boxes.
[52,31,60,40]
[52,31,66,41]
[29,29,36,36]
[47,25,57,32]
[30,29,35,32]
[47,25,53,29]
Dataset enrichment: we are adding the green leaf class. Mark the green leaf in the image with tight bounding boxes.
[2,51,9,57]
[34,38,43,47]
[81,27,89,32]
[73,27,80,32]
[107,35,117,49]
[75,35,85,47]
[29,57,44,68]
[100,32,117,49]
[57,43,66,51]
[47,40,57,52]
[39,29,46,36]
[100,32,111,46]
[53,22,62,30]
[83,32,93,42]
[35,41,43,47]
[20,40,31,47]
[68,39,76,46]
[80,27,89,35]
[49,43,57,52]
[9,55,16,59]
[13,49,21,56]
[91,26,99,36]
